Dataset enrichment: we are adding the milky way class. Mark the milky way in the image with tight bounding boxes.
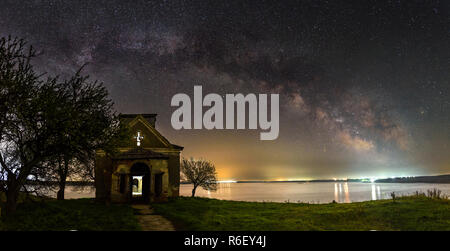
[0,0,448,179]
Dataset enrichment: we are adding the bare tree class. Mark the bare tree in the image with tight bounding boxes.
[181,157,217,197]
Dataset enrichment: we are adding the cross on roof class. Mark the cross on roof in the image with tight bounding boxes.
[134,131,144,146]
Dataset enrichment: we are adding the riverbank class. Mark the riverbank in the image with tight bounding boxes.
[152,196,450,231]
[1,195,449,230]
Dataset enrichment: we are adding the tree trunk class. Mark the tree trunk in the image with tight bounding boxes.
[191,186,197,197]
[57,156,69,200]
[57,181,65,200]
[4,183,19,217]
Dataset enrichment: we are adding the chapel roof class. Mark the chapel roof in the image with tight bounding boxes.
[116,113,184,151]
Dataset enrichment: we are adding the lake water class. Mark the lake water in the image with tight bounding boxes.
[60,182,450,203]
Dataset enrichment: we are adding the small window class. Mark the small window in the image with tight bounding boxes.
[155,173,163,197]
[119,174,126,193]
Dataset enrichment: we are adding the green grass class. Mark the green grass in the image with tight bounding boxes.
[152,196,450,231]
[0,198,140,231]
[1,193,449,231]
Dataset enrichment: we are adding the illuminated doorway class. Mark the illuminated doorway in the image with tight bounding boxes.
[130,163,150,203]
[132,176,143,195]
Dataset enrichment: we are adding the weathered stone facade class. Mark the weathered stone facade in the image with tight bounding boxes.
[95,114,183,203]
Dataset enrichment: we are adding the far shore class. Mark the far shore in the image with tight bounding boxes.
[181,174,450,184]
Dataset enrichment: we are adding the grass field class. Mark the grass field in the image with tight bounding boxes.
[0,198,140,231]
[152,196,450,231]
[1,194,449,231]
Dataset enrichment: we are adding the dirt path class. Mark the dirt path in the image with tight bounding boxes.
[131,204,176,231]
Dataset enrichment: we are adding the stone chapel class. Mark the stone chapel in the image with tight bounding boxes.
[95,114,183,203]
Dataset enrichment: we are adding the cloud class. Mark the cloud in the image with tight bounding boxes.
[338,131,375,152]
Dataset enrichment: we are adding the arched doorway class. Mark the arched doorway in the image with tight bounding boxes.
[130,162,150,203]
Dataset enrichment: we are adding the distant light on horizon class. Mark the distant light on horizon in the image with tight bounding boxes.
[217,180,237,183]
[213,174,424,182]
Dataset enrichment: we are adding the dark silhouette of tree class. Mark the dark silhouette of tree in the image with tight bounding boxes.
[0,36,64,216]
[35,69,129,200]
[181,157,217,197]
[0,36,128,215]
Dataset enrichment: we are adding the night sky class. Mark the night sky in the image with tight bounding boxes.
[1,0,448,180]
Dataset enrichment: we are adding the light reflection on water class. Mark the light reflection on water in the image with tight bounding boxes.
[59,182,450,204]
[333,183,350,202]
